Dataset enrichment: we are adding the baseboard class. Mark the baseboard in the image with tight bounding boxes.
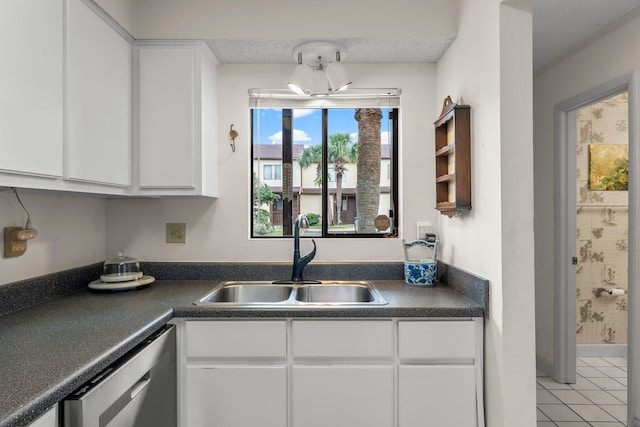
[536,353,554,377]
[576,344,627,357]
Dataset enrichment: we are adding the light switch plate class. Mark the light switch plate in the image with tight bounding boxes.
[166,223,186,243]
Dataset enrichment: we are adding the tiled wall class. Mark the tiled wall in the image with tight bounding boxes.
[575,92,628,345]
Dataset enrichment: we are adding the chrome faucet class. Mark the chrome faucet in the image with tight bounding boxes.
[274,214,320,284]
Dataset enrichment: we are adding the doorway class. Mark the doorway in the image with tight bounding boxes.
[553,72,638,426]
[574,92,629,357]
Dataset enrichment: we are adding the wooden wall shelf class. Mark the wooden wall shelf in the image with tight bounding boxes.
[434,96,471,217]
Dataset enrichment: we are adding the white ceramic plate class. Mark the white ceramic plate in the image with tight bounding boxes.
[99,271,144,283]
[89,275,155,291]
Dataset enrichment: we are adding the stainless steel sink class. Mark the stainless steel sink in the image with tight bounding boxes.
[194,280,388,306]
[196,282,293,304]
[295,283,382,303]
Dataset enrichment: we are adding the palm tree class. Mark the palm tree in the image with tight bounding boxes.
[298,144,322,186]
[354,108,382,233]
[299,133,358,225]
[298,144,333,225]
[328,132,358,224]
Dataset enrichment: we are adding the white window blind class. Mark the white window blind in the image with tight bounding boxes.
[248,88,401,109]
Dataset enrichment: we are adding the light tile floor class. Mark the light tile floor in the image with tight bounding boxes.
[537,356,628,427]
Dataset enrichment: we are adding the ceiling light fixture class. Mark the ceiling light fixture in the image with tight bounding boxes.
[325,52,351,93]
[287,41,352,96]
[288,53,313,95]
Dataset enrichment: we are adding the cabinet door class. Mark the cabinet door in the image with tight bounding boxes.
[292,320,393,361]
[137,46,196,189]
[399,365,477,427]
[0,0,63,177]
[398,320,476,362]
[186,320,287,359]
[292,365,393,427]
[66,0,131,186]
[186,366,286,427]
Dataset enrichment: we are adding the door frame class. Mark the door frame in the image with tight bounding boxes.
[554,71,638,424]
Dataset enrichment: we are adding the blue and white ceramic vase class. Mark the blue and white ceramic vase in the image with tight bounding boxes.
[402,239,438,286]
[403,260,437,286]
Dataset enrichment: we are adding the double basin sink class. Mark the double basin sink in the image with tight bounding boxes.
[195,281,388,306]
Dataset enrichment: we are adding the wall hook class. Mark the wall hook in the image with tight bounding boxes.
[229,124,238,152]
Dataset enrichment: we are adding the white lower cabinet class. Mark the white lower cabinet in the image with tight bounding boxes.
[399,365,476,427]
[291,319,394,427]
[178,318,484,427]
[186,366,286,427]
[181,320,287,427]
[292,366,393,427]
[398,319,484,427]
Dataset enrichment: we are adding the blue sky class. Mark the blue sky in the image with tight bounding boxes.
[253,108,391,146]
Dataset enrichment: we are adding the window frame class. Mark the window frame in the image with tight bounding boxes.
[251,107,399,239]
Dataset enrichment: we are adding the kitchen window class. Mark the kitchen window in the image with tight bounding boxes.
[251,95,399,238]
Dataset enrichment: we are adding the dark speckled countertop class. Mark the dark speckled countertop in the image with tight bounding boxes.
[158,280,485,318]
[0,262,488,427]
[0,290,173,427]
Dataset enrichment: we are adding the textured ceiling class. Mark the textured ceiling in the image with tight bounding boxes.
[205,0,640,71]
[533,0,640,71]
[207,36,456,64]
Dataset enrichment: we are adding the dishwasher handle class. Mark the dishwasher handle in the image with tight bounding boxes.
[129,372,151,399]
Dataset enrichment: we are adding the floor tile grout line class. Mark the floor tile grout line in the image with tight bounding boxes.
[537,402,589,424]
[537,356,627,426]
[573,387,628,406]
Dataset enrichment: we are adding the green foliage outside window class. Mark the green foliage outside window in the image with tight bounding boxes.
[252,173,281,234]
[305,213,321,226]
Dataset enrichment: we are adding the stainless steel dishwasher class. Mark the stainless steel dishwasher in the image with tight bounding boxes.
[62,325,176,427]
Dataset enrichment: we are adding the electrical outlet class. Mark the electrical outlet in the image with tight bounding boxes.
[4,227,28,257]
[416,221,433,240]
[166,223,187,243]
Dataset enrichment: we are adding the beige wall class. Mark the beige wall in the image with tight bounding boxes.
[534,10,640,370]
[436,1,536,426]
[106,63,439,261]
[0,190,106,284]
[131,0,456,40]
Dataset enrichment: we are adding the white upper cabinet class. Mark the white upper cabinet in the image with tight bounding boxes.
[1,2,219,197]
[66,0,132,187]
[135,41,219,197]
[0,0,64,178]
